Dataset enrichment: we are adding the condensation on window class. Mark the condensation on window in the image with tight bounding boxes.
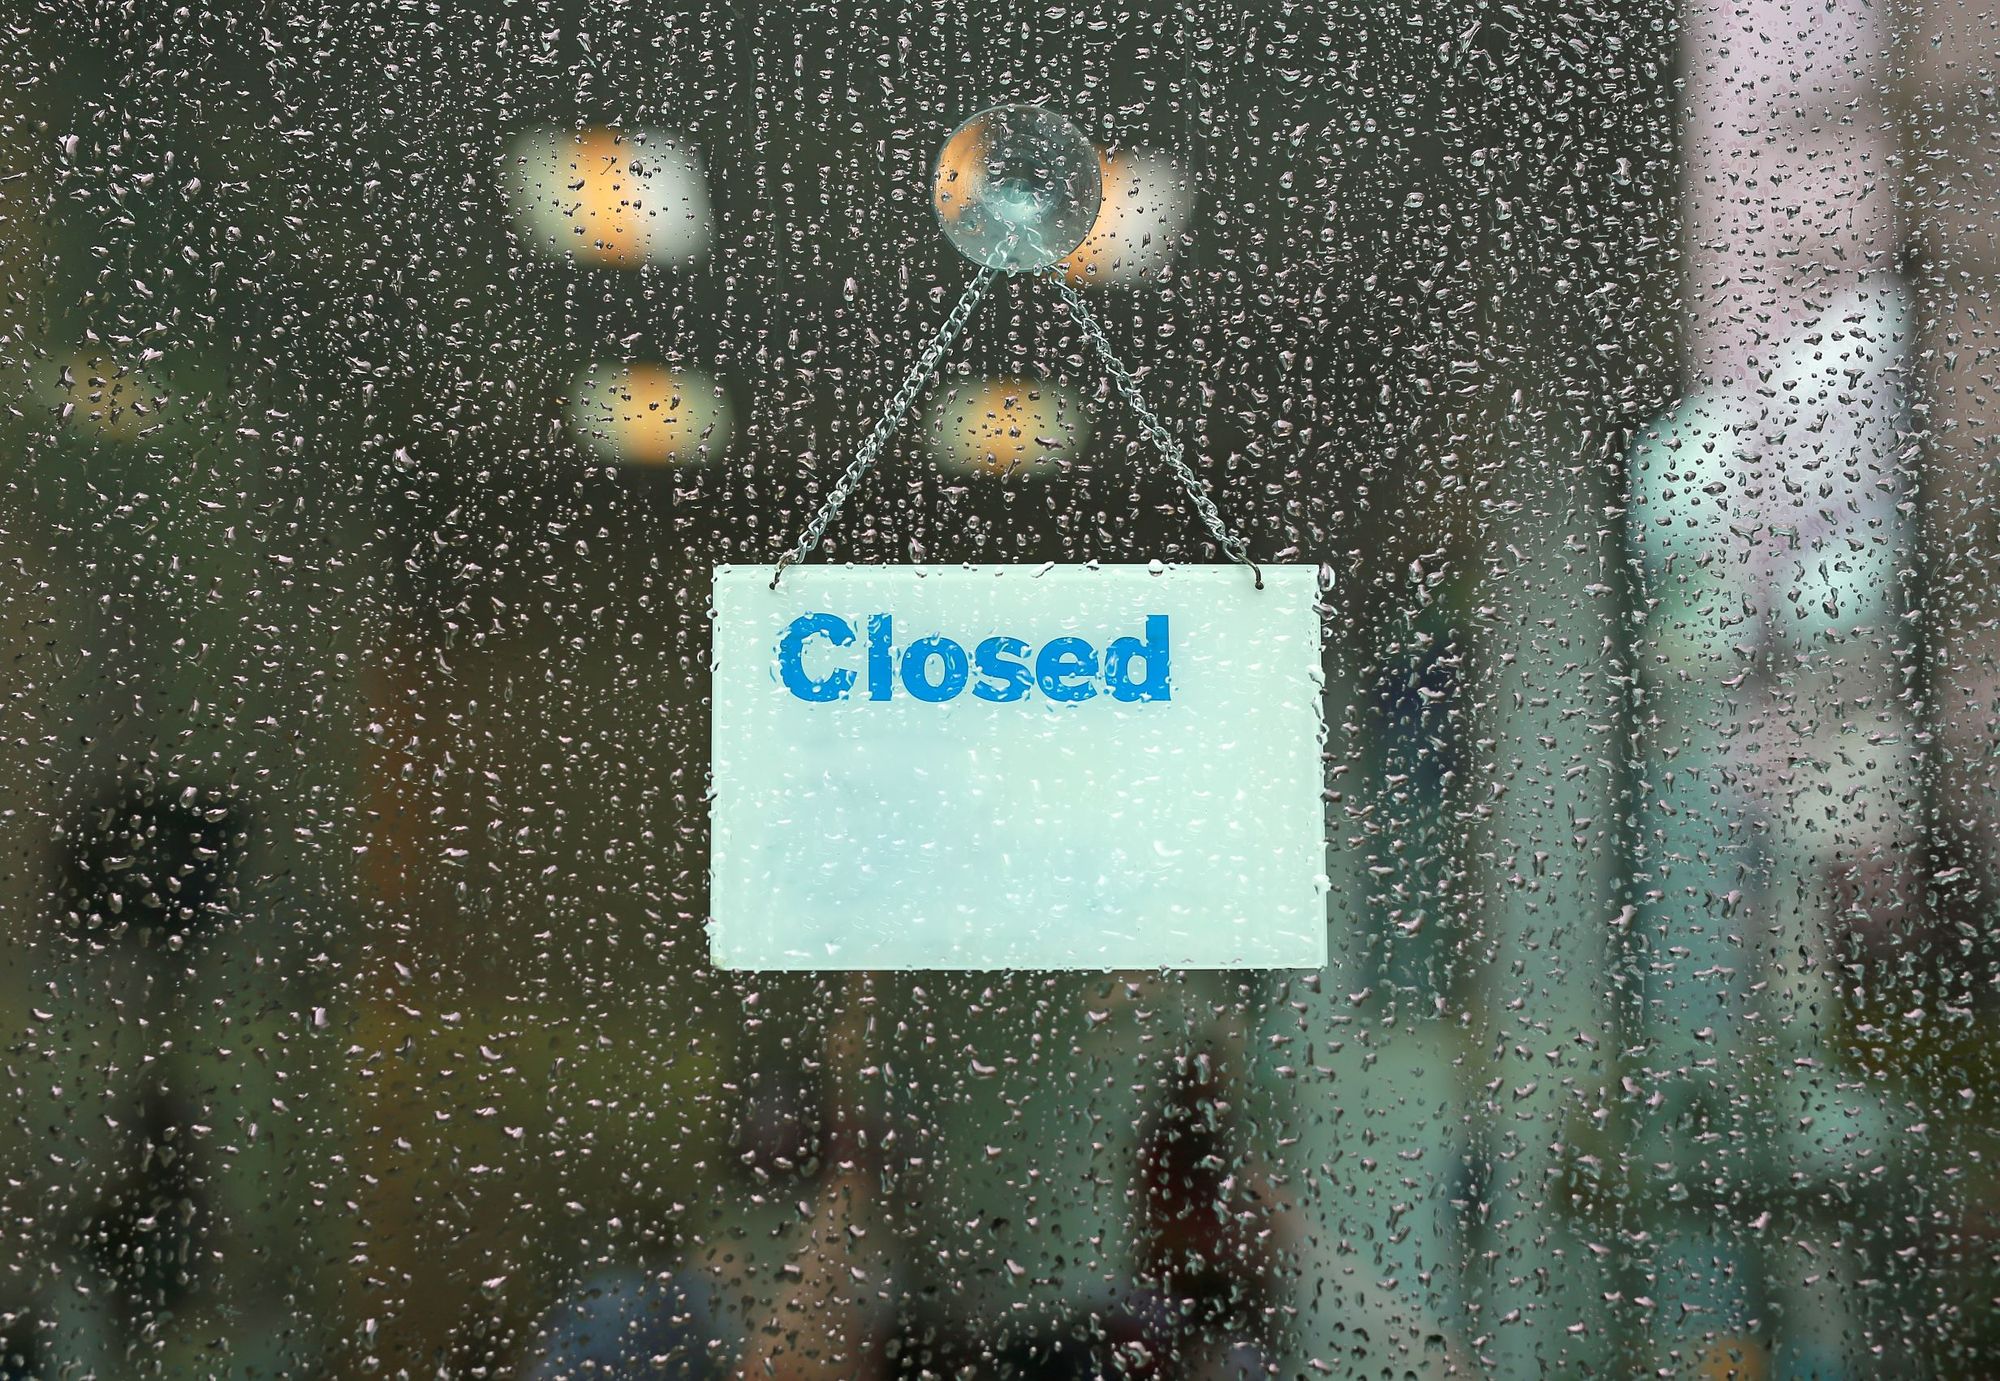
[0,3,1995,1377]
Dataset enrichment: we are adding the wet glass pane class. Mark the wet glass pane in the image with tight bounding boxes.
[1,2,1995,1376]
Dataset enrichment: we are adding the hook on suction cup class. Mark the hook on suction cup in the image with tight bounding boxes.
[932,104,1102,273]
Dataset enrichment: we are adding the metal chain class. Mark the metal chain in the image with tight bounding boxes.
[770,264,999,586]
[1053,277,1263,587]
[770,262,1262,586]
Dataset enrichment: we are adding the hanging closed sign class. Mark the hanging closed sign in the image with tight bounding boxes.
[708,564,1328,970]
[710,108,1328,968]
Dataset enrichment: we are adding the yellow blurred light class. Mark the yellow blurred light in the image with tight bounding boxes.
[931,119,991,232]
[927,376,1086,478]
[505,127,710,268]
[1059,148,1191,288]
[571,364,731,467]
[54,352,168,441]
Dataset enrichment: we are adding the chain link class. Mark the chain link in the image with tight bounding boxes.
[770,264,999,585]
[1053,277,1262,587]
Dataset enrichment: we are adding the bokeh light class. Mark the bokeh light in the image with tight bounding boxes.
[570,364,731,467]
[925,376,1087,478]
[505,127,711,268]
[1059,148,1191,288]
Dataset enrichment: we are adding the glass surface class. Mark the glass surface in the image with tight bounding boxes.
[1,3,1996,1377]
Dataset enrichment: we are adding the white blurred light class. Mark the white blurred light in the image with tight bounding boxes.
[1059,149,1191,289]
[926,377,1087,479]
[570,364,731,467]
[1627,282,1912,649]
[505,127,710,268]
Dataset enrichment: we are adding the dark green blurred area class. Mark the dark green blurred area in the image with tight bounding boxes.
[2,2,1996,1378]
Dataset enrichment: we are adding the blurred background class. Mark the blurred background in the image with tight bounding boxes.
[0,1,1996,1376]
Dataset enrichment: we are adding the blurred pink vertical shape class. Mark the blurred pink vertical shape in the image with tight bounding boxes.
[1674,0,1917,906]
[1687,0,1899,375]
[1641,0,1917,1369]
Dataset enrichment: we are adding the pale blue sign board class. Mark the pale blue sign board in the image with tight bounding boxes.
[708,564,1328,970]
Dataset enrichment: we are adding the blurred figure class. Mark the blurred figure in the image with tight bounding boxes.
[734,976,894,1380]
[1135,1047,1277,1351]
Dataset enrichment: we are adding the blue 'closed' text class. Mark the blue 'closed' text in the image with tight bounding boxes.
[775,613,1171,705]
